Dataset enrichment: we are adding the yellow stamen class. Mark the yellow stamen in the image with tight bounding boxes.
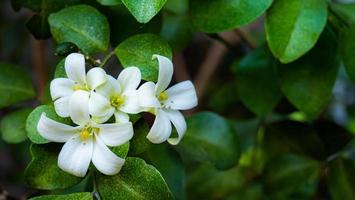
[79,129,91,141]
[73,84,88,91]
[111,95,125,108]
[158,91,169,102]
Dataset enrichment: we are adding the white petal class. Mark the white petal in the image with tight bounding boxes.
[92,136,125,175]
[65,53,86,85]
[117,67,141,91]
[91,109,115,124]
[58,135,93,177]
[114,111,130,123]
[165,81,198,110]
[37,113,78,142]
[50,78,75,100]
[154,55,173,94]
[147,109,172,144]
[96,75,121,97]
[120,90,142,114]
[69,90,90,125]
[164,110,187,145]
[87,67,107,90]
[137,82,160,108]
[95,122,133,146]
[54,96,70,117]
[89,92,113,120]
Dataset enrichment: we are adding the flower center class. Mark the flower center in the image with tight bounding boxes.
[110,95,125,108]
[79,127,99,141]
[73,84,89,91]
[158,91,169,102]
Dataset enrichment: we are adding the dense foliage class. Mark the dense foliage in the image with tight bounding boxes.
[1,0,355,199]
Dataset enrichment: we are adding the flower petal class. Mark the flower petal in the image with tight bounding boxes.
[87,67,107,90]
[137,82,160,108]
[154,55,173,94]
[65,53,86,85]
[89,92,113,121]
[54,96,70,117]
[37,113,79,142]
[164,110,187,145]
[120,90,142,114]
[92,136,125,175]
[58,135,93,177]
[69,90,90,125]
[114,111,130,123]
[165,81,198,110]
[117,67,141,91]
[95,122,133,146]
[96,75,121,97]
[147,109,172,144]
[50,78,75,100]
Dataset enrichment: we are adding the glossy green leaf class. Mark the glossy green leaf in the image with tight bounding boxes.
[0,62,35,108]
[263,154,321,198]
[26,105,71,144]
[48,5,110,54]
[29,192,92,200]
[176,112,241,170]
[54,59,67,78]
[111,142,130,158]
[115,34,172,82]
[340,25,355,82]
[275,28,339,119]
[232,46,281,116]
[190,0,272,33]
[97,157,173,200]
[142,144,186,200]
[128,119,151,156]
[25,144,83,190]
[327,158,355,200]
[122,0,167,23]
[1,108,32,144]
[187,164,248,200]
[265,0,327,63]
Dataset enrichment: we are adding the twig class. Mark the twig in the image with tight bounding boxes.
[32,38,47,100]
[92,171,101,200]
[99,50,116,68]
[234,29,257,49]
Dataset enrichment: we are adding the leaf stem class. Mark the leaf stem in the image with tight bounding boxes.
[92,171,101,200]
[99,50,116,68]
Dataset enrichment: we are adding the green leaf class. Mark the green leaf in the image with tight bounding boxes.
[164,0,188,15]
[54,59,67,78]
[97,157,174,200]
[128,119,151,156]
[48,5,110,54]
[190,0,272,33]
[1,108,32,144]
[263,154,321,198]
[111,142,130,158]
[115,34,172,82]
[0,62,35,108]
[26,105,71,144]
[232,46,281,116]
[122,0,167,23]
[142,144,186,200]
[55,42,79,57]
[29,192,92,200]
[265,0,327,63]
[275,28,339,119]
[176,112,241,170]
[340,25,355,82]
[25,144,83,190]
[327,158,355,200]
[330,3,355,24]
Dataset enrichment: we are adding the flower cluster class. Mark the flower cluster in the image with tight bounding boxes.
[37,53,198,177]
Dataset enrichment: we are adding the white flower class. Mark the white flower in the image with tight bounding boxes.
[89,67,142,123]
[137,55,198,145]
[50,53,107,118]
[37,91,133,177]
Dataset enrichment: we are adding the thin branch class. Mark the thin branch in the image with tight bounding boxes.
[99,50,116,68]
[92,171,101,200]
[234,29,257,49]
[32,38,47,100]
